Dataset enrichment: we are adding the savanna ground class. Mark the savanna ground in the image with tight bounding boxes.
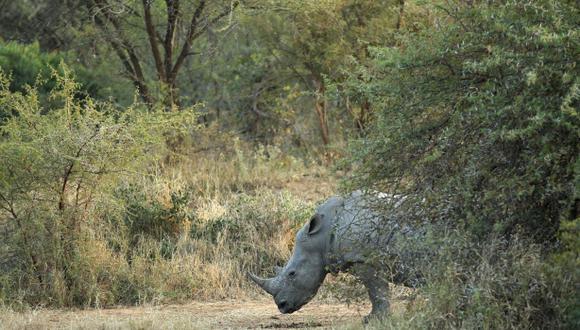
[0,298,370,329]
[0,283,415,329]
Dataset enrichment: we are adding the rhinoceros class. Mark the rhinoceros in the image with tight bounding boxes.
[249,190,422,321]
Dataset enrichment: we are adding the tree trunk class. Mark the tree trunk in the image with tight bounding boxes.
[313,77,330,145]
[396,0,405,30]
[91,1,154,107]
[164,77,180,111]
[358,98,371,133]
[92,0,237,109]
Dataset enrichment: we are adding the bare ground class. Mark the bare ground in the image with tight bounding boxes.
[0,298,380,329]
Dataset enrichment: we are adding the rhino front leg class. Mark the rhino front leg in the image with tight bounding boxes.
[352,264,389,322]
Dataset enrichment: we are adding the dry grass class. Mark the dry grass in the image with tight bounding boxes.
[0,124,338,308]
[117,133,338,302]
[129,188,329,301]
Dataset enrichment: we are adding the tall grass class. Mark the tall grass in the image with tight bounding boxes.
[361,228,579,329]
[0,137,332,308]
[0,70,335,308]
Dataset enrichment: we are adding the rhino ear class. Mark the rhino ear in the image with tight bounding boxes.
[307,214,323,235]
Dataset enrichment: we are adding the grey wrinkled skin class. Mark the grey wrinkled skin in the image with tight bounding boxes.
[249,190,423,321]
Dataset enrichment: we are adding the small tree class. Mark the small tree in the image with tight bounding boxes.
[0,66,196,306]
[88,0,239,108]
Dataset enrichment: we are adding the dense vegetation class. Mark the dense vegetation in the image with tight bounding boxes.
[348,0,579,242]
[0,0,578,328]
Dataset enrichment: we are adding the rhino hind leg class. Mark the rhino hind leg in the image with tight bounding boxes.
[352,264,389,322]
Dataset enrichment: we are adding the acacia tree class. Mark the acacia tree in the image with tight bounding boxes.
[0,67,195,305]
[88,0,239,108]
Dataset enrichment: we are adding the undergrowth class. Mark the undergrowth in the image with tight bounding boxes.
[359,227,580,329]
[0,69,333,309]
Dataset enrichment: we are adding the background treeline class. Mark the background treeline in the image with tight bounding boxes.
[0,0,578,328]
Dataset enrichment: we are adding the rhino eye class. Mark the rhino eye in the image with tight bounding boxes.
[288,271,296,278]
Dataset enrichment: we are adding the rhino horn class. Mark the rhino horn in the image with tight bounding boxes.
[248,272,278,296]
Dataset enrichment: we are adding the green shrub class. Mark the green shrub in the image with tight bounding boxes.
[368,227,577,329]
[191,190,313,271]
[0,41,62,95]
[0,69,318,307]
[0,68,196,307]
[342,2,579,327]
[547,218,580,328]
[0,40,134,115]
[346,0,579,241]
[117,185,193,243]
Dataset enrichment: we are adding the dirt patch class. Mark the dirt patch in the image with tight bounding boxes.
[1,298,372,329]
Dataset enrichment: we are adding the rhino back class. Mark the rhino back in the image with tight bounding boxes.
[325,191,420,281]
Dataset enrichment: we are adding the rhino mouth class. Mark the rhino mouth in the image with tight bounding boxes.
[277,300,302,314]
[279,306,298,314]
[277,295,317,314]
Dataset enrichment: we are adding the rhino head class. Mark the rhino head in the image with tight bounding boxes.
[249,205,335,314]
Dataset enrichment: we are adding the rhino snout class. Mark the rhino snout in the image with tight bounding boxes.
[277,300,297,314]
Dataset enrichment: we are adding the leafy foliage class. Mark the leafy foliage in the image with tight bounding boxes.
[120,187,193,242]
[0,41,63,95]
[0,0,87,50]
[0,2,577,327]
[348,0,579,240]
[0,68,195,306]
[0,41,134,111]
[244,0,404,144]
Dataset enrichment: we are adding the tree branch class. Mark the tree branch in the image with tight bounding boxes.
[91,0,154,105]
[0,192,18,220]
[164,0,179,78]
[143,0,166,80]
[58,127,100,211]
[169,0,206,82]
[396,0,405,30]
[171,1,239,80]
